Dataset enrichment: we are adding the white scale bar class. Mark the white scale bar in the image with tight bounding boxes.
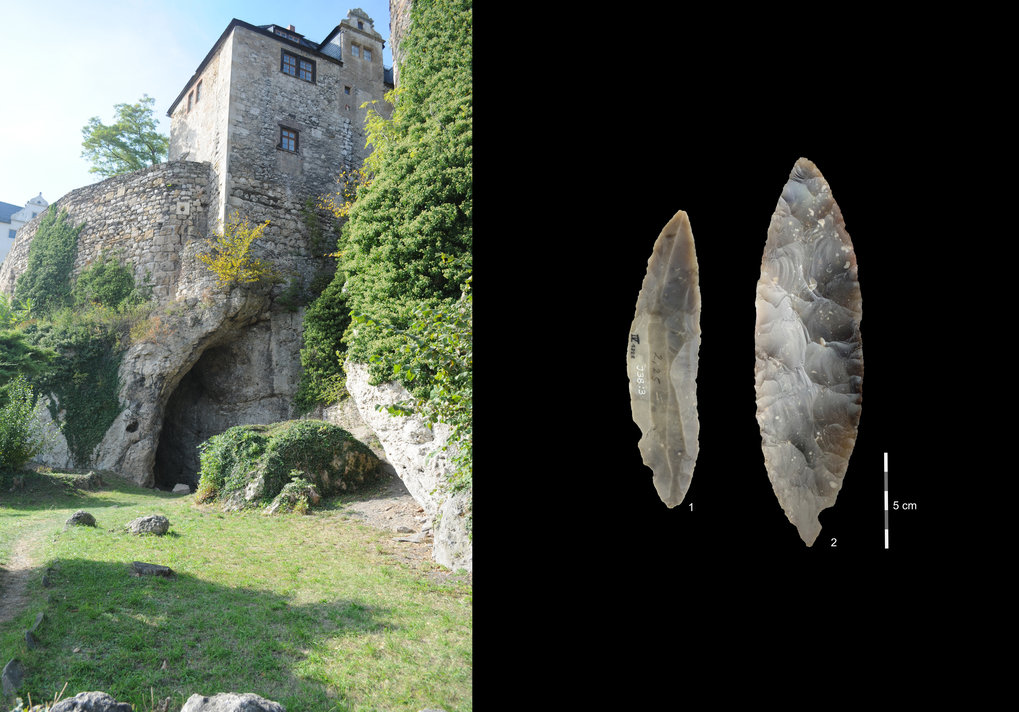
[884,452,889,549]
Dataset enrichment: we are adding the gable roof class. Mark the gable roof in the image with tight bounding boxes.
[0,201,21,223]
[167,18,344,116]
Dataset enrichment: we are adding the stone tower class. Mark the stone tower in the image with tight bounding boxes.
[167,9,392,238]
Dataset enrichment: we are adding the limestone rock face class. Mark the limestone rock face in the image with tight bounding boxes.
[3,164,320,489]
[343,361,471,572]
[755,158,863,546]
[92,279,270,487]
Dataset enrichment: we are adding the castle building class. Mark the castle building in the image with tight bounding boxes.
[0,193,48,263]
[167,8,392,237]
[0,8,397,490]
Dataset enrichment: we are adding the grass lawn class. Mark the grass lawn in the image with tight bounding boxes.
[0,470,471,711]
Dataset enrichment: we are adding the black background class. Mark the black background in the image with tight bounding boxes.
[479,12,1009,701]
[483,22,1005,576]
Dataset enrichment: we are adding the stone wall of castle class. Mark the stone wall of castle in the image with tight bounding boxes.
[0,161,213,306]
[221,24,359,263]
[167,19,388,293]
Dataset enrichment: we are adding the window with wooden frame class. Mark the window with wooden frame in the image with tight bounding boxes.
[281,49,315,82]
[279,126,298,152]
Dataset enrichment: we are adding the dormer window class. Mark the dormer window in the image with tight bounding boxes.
[358,21,364,29]
[273,26,301,42]
[281,50,315,82]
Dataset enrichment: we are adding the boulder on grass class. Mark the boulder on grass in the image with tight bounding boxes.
[181,692,286,711]
[131,561,174,577]
[50,691,134,711]
[65,510,96,528]
[126,514,170,535]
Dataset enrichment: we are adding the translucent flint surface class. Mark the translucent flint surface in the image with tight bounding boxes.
[627,210,700,507]
[755,158,863,545]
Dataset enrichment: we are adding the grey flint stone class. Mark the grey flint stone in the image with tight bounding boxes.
[627,210,701,507]
[755,157,863,546]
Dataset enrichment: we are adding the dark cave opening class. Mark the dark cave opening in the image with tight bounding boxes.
[153,344,233,491]
[154,362,207,491]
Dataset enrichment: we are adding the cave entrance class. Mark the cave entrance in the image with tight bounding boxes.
[153,344,234,491]
[154,357,209,491]
[152,321,288,491]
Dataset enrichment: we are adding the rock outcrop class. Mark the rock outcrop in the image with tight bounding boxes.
[340,362,472,572]
[1,163,322,489]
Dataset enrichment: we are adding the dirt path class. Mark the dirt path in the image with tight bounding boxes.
[0,525,46,624]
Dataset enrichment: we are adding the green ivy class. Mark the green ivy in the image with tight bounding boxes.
[14,206,84,315]
[23,317,124,467]
[352,273,472,534]
[298,0,473,400]
[293,276,351,414]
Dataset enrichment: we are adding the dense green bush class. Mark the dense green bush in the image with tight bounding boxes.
[72,252,148,309]
[299,0,473,392]
[1,328,57,383]
[0,293,35,329]
[293,277,351,414]
[340,0,472,377]
[195,420,379,508]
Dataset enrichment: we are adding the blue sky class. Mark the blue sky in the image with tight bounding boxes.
[0,0,393,207]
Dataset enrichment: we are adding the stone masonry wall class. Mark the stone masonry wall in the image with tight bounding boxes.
[168,31,233,231]
[223,24,359,266]
[0,161,212,306]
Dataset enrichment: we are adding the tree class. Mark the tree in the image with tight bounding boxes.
[0,374,48,471]
[81,94,169,177]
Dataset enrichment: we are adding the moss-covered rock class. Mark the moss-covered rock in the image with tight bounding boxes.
[266,476,321,515]
[194,420,380,510]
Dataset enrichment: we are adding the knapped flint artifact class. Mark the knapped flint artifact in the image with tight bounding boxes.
[627,210,700,507]
[755,158,863,545]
